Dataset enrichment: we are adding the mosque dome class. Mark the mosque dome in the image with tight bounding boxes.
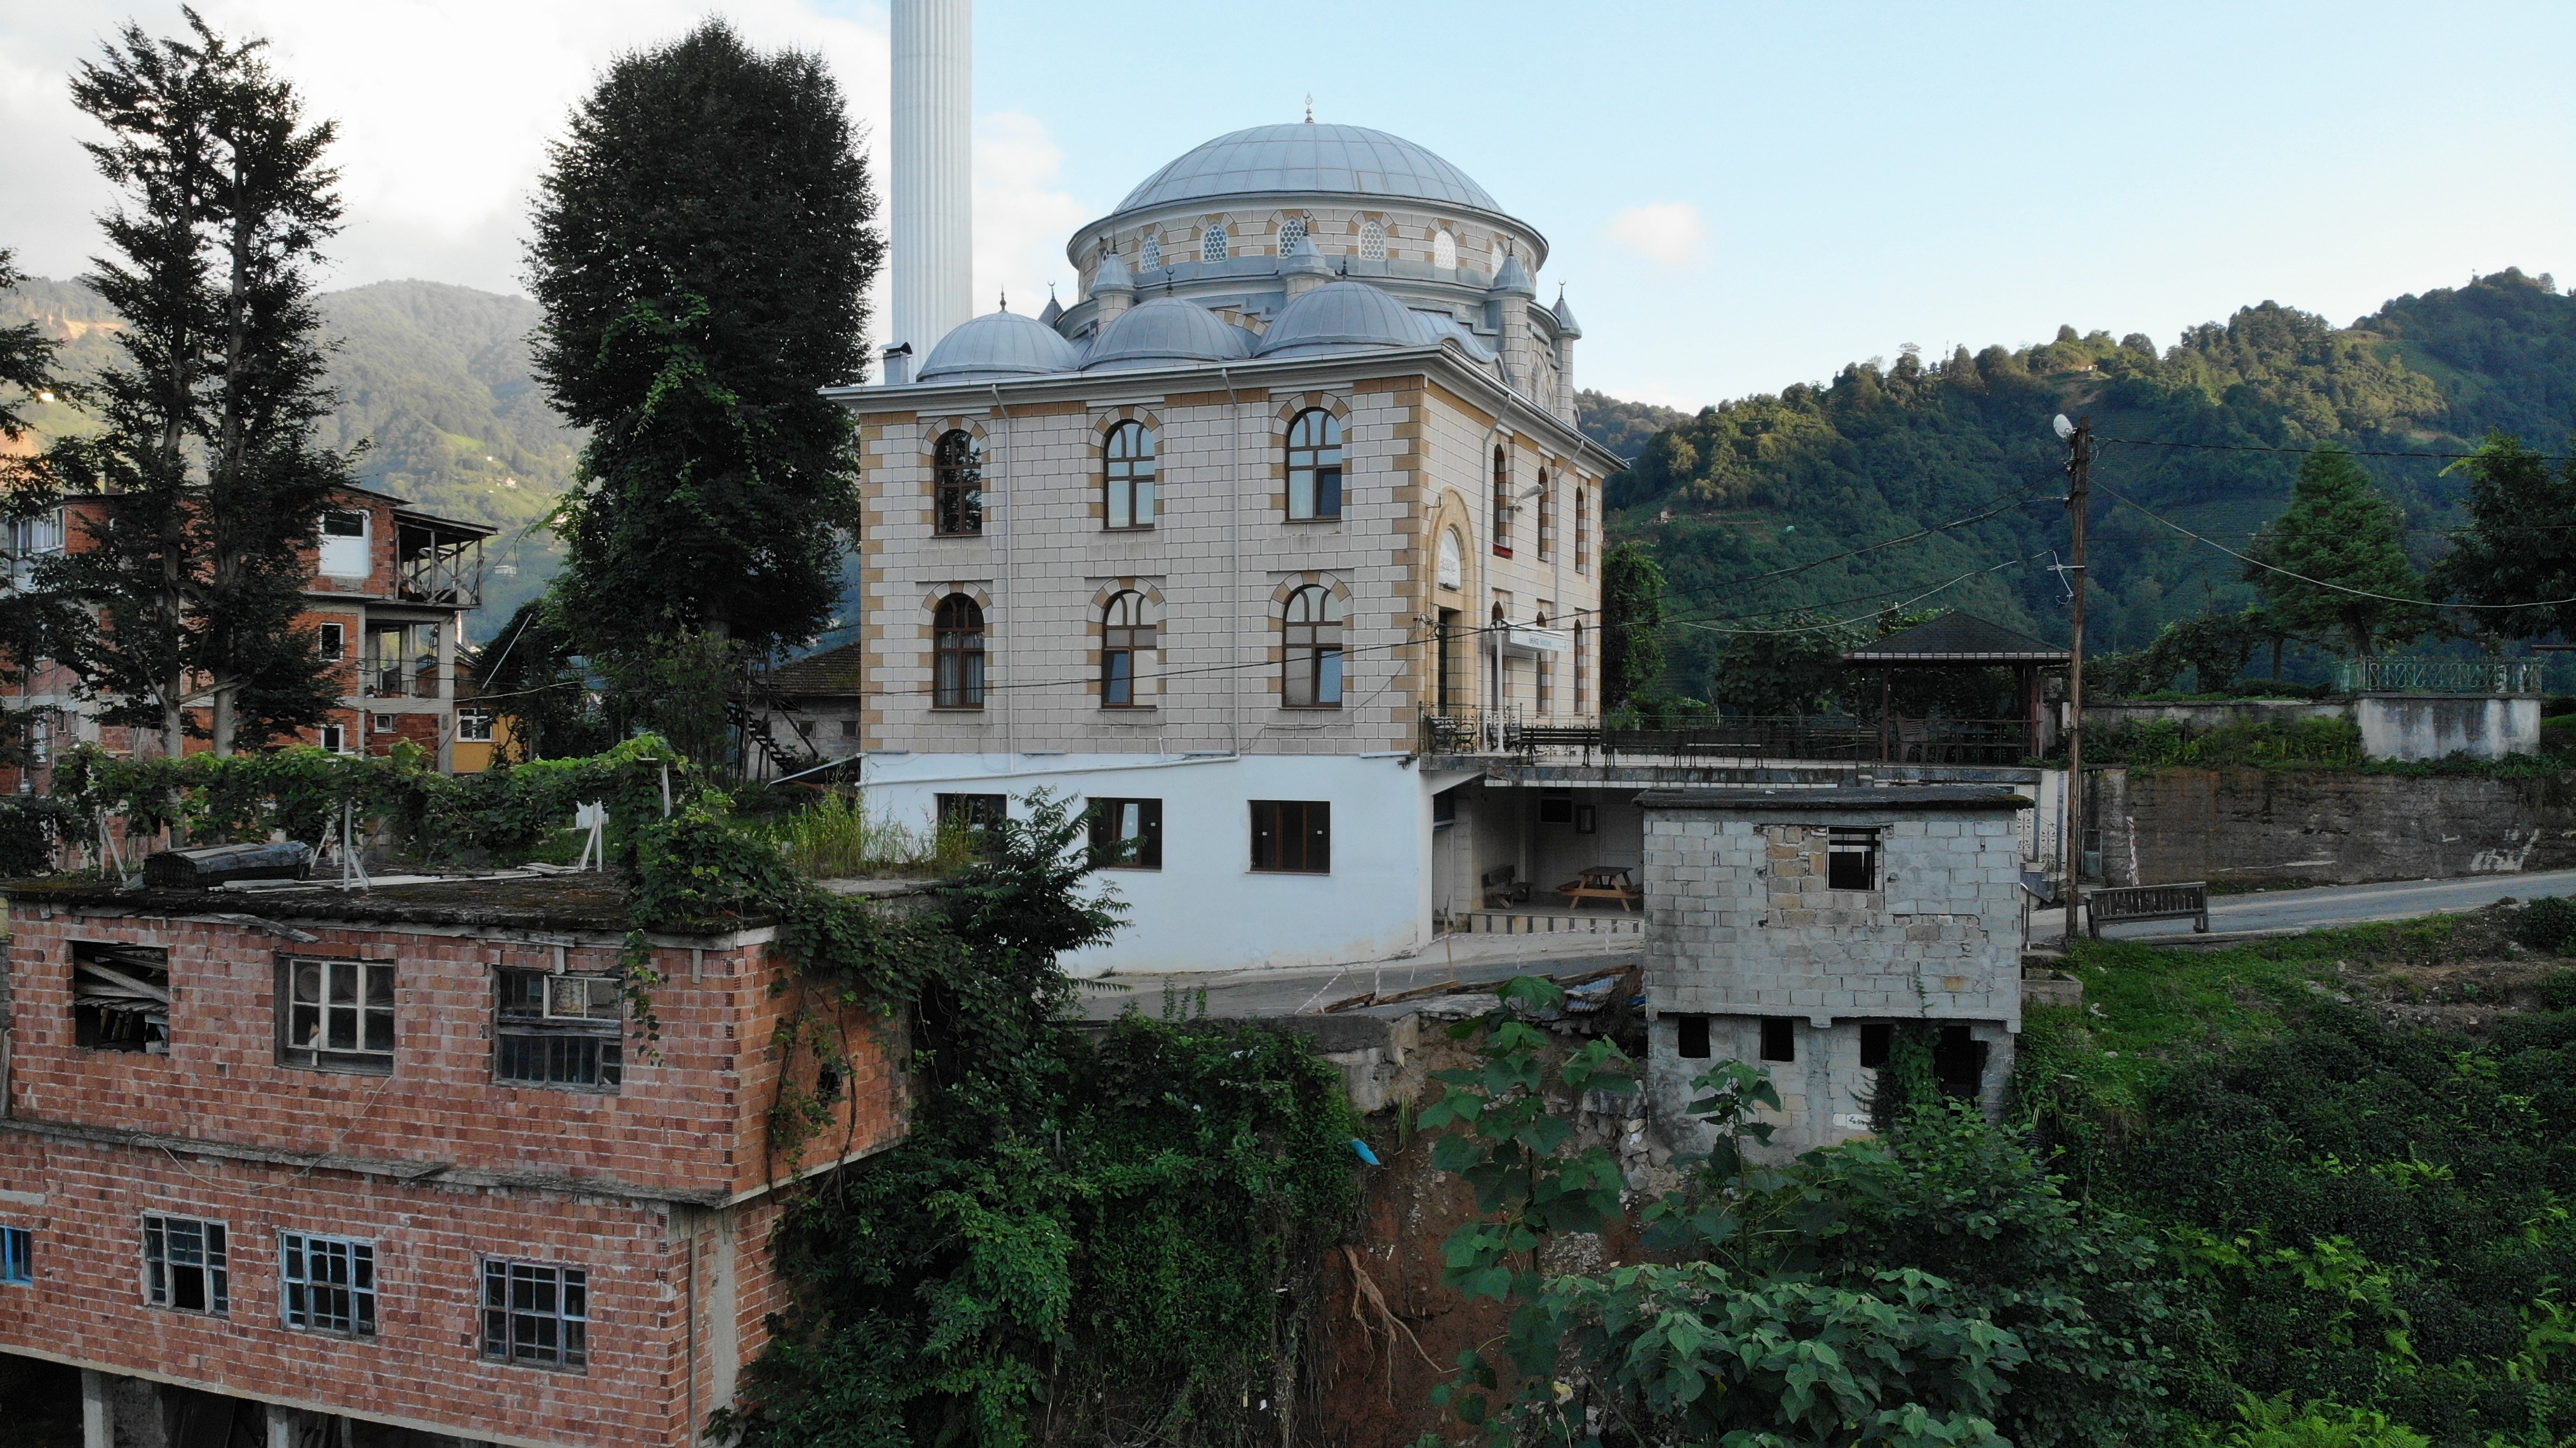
[916,307,1083,382]
[1110,123,1502,217]
[1256,281,1433,358]
[1083,297,1255,372]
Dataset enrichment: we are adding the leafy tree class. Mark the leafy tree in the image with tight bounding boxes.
[39,11,351,755]
[1600,540,1668,713]
[2432,434,2576,643]
[528,20,878,686]
[1712,610,1863,716]
[468,597,607,762]
[2243,447,2432,659]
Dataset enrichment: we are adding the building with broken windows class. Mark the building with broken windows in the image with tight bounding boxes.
[1637,786,2030,1156]
[2,483,496,789]
[0,873,908,1444]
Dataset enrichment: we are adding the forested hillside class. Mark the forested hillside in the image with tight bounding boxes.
[1585,269,2576,693]
[0,276,574,626]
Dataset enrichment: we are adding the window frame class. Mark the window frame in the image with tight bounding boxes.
[932,594,987,710]
[1087,797,1164,870]
[276,956,397,1075]
[1280,586,1344,709]
[1535,471,1553,560]
[1202,225,1230,262]
[0,1224,30,1285]
[317,622,345,660]
[142,1214,229,1317]
[458,706,496,743]
[481,1257,588,1372]
[1141,234,1163,269]
[1491,448,1513,557]
[493,969,624,1092]
[1249,799,1331,875]
[1675,1014,1712,1060]
[1285,410,1344,521]
[1358,219,1386,262]
[932,430,984,537]
[1103,420,1158,531]
[1100,591,1155,708]
[279,1230,378,1338]
[1759,1017,1797,1063]
[72,940,170,1054]
[1827,827,1881,892]
[1574,487,1591,572]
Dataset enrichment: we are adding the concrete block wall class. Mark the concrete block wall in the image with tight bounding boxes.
[2088,765,2576,886]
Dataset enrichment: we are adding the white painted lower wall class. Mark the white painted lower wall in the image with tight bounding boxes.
[857,751,1435,975]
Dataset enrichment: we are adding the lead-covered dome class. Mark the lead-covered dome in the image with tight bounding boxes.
[1256,281,1433,358]
[1113,123,1501,216]
[1083,297,1254,372]
[917,308,1083,382]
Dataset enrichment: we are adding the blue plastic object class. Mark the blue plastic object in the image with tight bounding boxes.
[1350,1139,1382,1167]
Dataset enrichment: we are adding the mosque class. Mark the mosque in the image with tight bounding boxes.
[817,116,1623,974]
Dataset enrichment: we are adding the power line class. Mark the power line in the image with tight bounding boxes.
[2102,436,2572,463]
[1666,552,2049,636]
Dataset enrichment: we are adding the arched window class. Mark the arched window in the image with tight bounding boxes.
[1104,421,1157,530]
[932,594,985,709]
[1278,217,1307,255]
[1286,410,1344,520]
[1202,225,1229,263]
[1534,609,1553,715]
[1574,486,1590,572]
[1487,239,1504,277]
[934,430,983,537]
[1282,586,1343,707]
[1437,528,1463,591]
[1491,446,1513,557]
[1358,219,1385,262]
[1101,591,1155,707]
[1535,469,1553,560]
[1141,234,1162,270]
[1432,231,1457,271]
[1573,620,1589,712]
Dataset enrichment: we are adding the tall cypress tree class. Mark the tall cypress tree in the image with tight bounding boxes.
[1601,540,1670,713]
[2243,445,2431,659]
[527,22,877,685]
[41,11,351,756]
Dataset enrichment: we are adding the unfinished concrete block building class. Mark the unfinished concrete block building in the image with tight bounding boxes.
[1638,786,2030,1156]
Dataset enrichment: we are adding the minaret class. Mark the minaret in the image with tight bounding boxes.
[892,0,972,363]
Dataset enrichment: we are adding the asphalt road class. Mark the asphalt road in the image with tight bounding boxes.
[2035,868,2576,942]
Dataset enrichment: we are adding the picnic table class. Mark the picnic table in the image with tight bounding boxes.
[1558,864,1643,911]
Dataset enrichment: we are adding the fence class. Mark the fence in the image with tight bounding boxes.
[2336,657,2545,695]
[1419,709,2032,766]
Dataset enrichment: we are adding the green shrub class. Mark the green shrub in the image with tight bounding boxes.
[2518,896,2576,953]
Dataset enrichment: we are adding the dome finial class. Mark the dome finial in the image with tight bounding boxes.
[998,289,1008,312]
[1304,94,1313,124]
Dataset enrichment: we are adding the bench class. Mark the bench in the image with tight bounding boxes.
[1481,864,1531,909]
[2086,882,2210,937]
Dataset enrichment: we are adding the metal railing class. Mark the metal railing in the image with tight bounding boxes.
[367,657,441,700]
[1419,709,2032,765]
[396,523,484,608]
[2336,657,2544,695]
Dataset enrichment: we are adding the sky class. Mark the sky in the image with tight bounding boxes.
[3,0,2570,409]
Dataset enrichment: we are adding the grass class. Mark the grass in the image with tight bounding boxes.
[762,790,979,878]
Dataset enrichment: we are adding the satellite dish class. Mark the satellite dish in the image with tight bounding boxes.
[2051,413,2076,440]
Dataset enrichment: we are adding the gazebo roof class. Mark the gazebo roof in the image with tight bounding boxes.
[1840,612,2070,666]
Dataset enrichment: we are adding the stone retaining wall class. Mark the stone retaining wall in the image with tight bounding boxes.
[2087,767,2576,887]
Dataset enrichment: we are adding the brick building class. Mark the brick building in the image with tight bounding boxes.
[1638,786,2030,1156]
[4,483,495,791]
[0,873,911,1445]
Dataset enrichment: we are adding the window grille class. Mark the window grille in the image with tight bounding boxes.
[144,1216,227,1315]
[1282,587,1343,707]
[280,1232,376,1336]
[1432,231,1457,270]
[1141,235,1162,269]
[1278,217,1306,254]
[1358,220,1385,261]
[482,1259,587,1370]
[494,969,622,1090]
[933,594,986,709]
[1087,797,1163,869]
[1202,225,1229,262]
[1101,592,1154,707]
[1249,800,1331,873]
[1104,421,1157,530]
[934,430,983,536]
[279,958,396,1073]
[1285,410,1343,520]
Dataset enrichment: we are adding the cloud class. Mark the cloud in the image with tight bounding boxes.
[972,111,1090,319]
[1606,201,1707,267]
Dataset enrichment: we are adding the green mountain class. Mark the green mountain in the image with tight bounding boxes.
[0,276,579,630]
[1584,268,2576,692]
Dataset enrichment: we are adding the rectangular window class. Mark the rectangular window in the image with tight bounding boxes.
[1860,1022,1893,1069]
[1087,797,1163,869]
[1760,1017,1797,1063]
[1827,828,1879,892]
[458,706,495,742]
[320,724,347,754]
[72,941,169,1054]
[11,509,64,558]
[1676,1014,1711,1060]
[1538,791,1574,825]
[366,623,440,699]
[278,958,396,1073]
[317,622,345,660]
[840,718,858,739]
[936,793,1008,854]
[494,970,623,1090]
[280,1232,377,1337]
[318,509,369,577]
[1249,800,1330,874]
[481,1259,587,1371]
[1,1224,30,1285]
[143,1216,227,1316]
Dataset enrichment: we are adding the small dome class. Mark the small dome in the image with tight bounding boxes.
[1083,297,1254,372]
[1113,123,1502,217]
[1256,281,1433,358]
[1089,247,1134,297]
[916,308,1084,383]
[1488,252,1536,297]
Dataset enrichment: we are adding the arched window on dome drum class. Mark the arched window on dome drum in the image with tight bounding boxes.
[1432,231,1457,271]
[1286,410,1343,520]
[1358,220,1385,262]
[1278,217,1306,255]
[1100,591,1155,707]
[1202,225,1229,263]
[932,594,986,709]
[1536,469,1553,560]
[1282,586,1343,708]
[934,430,983,537]
[1104,421,1157,530]
[1491,446,1513,557]
[1141,234,1162,270]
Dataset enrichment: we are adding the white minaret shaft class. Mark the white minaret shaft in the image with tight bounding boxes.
[891,0,972,362]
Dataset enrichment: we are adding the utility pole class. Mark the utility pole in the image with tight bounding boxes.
[2058,413,2093,947]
